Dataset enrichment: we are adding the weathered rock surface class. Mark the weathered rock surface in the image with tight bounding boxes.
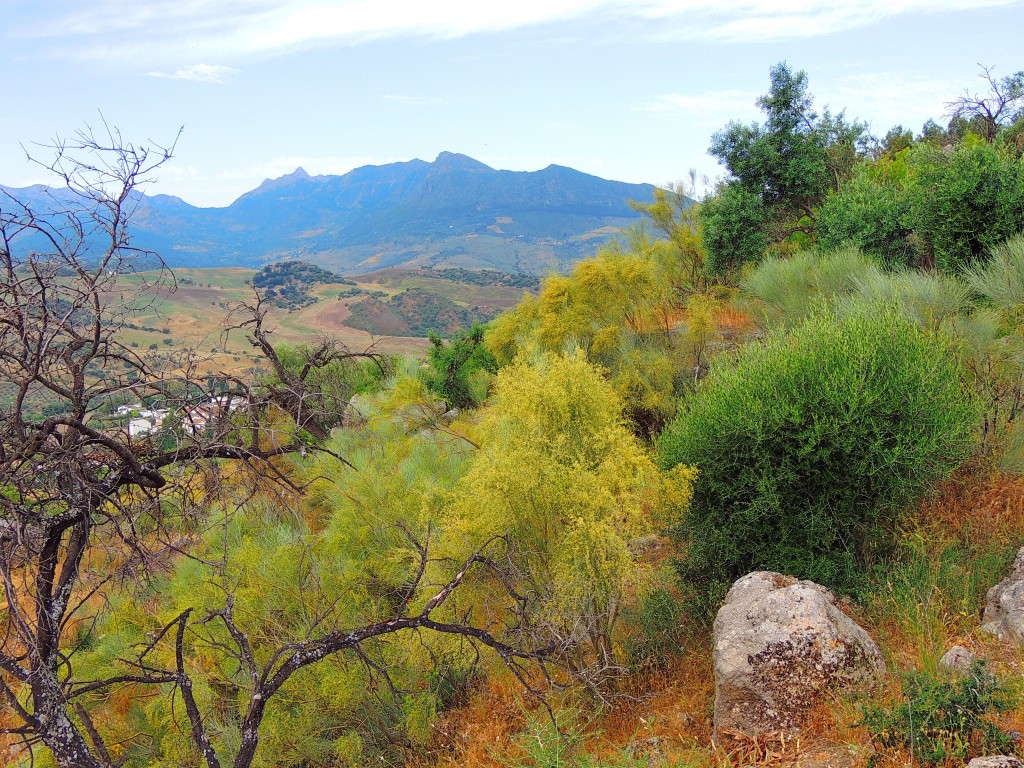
[939,644,977,674]
[341,394,370,429]
[713,571,885,736]
[982,547,1024,645]
[966,756,1024,768]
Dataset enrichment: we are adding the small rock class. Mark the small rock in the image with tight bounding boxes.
[713,571,885,736]
[966,757,1024,768]
[939,644,976,674]
[341,394,369,428]
[981,547,1024,645]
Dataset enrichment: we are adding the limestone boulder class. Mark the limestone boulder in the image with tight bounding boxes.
[982,547,1024,645]
[713,571,885,736]
[966,757,1024,768]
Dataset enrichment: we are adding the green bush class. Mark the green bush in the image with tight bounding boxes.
[657,304,979,595]
[423,324,498,409]
[816,158,916,268]
[858,661,1018,765]
[907,138,1024,273]
[697,182,771,277]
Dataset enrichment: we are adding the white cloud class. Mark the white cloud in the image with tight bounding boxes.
[636,72,968,146]
[147,64,237,83]
[823,73,960,131]
[26,0,1024,64]
[637,90,760,122]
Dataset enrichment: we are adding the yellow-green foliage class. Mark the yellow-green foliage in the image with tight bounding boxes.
[487,243,687,434]
[68,407,479,768]
[445,351,695,659]
[632,182,709,294]
[61,354,692,767]
[488,247,667,359]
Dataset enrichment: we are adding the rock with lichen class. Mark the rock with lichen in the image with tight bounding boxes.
[982,547,1024,645]
[713,571,885,736]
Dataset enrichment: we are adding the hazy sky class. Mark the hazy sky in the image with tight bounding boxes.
[3,1,1023,207]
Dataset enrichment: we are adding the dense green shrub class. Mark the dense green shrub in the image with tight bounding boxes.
[697,182,770,276]
[657,304,979,595]
[907,137,1024,273]
[816,158,916,268]
[424,323,498,409]
[858,661,1018,765]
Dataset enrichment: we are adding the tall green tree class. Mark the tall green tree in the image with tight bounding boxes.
[700,62,868,275]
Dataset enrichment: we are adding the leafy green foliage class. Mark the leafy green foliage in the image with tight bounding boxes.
[658,304,979,595]
[423,324,498,409]
[859,662,1019,765]
[907,137,1024,272]
[698,183,770,276]
[702,62,868,271]
[710,64,830,208]
[817,154,916,268]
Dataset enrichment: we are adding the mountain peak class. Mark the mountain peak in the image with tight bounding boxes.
[432,152,493,172]
[243,166,316,200]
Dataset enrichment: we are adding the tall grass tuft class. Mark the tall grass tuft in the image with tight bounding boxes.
[964,234,1024,313]
[739,246,880,328]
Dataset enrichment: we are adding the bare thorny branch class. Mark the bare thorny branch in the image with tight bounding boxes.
[945,63,1024,142]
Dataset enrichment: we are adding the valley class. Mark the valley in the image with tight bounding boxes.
[113,264,538,375]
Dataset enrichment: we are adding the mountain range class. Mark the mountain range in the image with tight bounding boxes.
[2,152,657,275]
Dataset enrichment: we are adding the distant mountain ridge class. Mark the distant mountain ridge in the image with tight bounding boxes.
[2,153,657,275]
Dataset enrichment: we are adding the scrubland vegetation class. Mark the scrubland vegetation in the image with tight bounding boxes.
[4,62,1024,768]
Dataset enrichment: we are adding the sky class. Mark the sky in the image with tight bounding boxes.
[2,0,1023,208]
